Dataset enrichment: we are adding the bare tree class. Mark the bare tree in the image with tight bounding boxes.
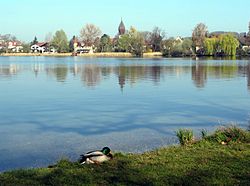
[80,24,102,47]
[248,22,250,36]
[192,23,208,48]
[150,27,166,52]
[141,31,151,44]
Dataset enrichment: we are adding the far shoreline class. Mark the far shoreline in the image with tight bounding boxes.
[0,52,163,58]
[1,53,250,60]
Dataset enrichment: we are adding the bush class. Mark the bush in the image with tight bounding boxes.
[209,126,247,144]
[0,48,5,54]
[176,129,194,145]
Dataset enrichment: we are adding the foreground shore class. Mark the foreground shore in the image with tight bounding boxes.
[0,52,163,58]
[0,127,250,186]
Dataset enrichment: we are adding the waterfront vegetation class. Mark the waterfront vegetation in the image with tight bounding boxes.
[1,22,250,57]
[0,126,249,185]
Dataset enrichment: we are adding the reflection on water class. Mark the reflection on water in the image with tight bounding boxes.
[1,59,250,90]
[0,57,250,172]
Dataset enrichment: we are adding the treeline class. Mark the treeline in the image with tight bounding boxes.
[191,23,250,57]
[47,25,165,57]
[1,22,250,57]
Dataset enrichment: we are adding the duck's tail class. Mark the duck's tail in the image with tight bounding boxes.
[79,155,87,164]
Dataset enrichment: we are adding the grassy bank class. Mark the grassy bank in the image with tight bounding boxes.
[0,127,250,185]
[0,52,163,58]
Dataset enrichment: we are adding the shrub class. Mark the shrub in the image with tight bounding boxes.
[211,126,247,144]
[176,129,194,146]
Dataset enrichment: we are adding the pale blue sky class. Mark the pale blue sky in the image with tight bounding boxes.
[1,0,250,42]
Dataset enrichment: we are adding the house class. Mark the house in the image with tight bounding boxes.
[239,22,250,51]
[175,36,183,43]
[8,41,23,52]
[239,33,250,52]
[70,36,95,54]
[75,45,93,54]
[31,42,49,53]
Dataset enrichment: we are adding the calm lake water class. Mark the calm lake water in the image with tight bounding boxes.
[0,56,250,171]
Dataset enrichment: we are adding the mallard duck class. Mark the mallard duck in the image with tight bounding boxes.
[79,147,113,164]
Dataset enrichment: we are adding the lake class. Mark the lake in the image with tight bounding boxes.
[0,56,250,171]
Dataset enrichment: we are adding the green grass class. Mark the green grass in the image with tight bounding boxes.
[1,127,250,186]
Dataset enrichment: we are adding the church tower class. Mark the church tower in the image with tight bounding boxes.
[118,19,126,36]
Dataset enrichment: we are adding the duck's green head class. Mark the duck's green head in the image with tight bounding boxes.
[101,147,111,155]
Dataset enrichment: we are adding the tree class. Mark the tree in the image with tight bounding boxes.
[51,30,69,53]
[97,34,112,52]
[0,34,17,53]
[117,34,130,52]
[204,34,239,56]
[69,36,78,52]
[31,36,38,46]
[22,43,31,53]
[161,38,175,56]
[150,27,165,52]
[181,38,194,55]
[161,38,193,57]
[80,24,102,47]
[118,27,145,57]
[1,34,17,42]
[130,30,145,57]
[45,32,53,43]
[192,23,208,49]
[204,38,219,56]
[141,31,152,52]
[248,22,250,36]
[219,34,239,56]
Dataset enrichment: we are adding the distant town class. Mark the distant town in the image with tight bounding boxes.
[0,20,250,57]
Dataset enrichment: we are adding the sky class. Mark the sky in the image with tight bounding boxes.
[0,0,250,42]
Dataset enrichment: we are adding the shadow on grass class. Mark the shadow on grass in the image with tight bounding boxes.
[180,153,250,186]
[0,157,154,186]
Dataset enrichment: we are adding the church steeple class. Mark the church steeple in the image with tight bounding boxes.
[118,18,126,35]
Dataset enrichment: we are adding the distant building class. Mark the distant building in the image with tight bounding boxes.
[76,46,93,54]
[175,36,183,44]
[8,41,23,52]
[239,22,250,51]
[118,19,126,36]
[31,42,49,53]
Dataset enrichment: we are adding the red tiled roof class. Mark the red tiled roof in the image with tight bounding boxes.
[37,42,48,47]
[8,41,22,46]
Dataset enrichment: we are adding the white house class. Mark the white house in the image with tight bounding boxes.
[31,42,49,53]
[75,45,93,54]
[8,41,23,52]
[175,36,183,44]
